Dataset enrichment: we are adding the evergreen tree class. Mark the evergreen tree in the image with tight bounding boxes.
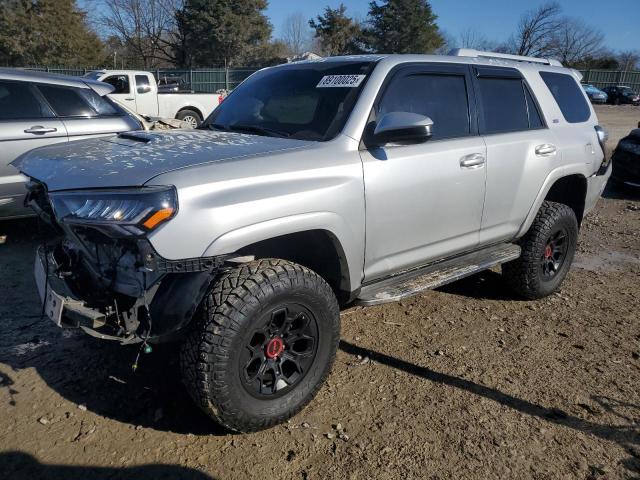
[309,4,362,56]
[176,0,272,67]
[0,0,104,66]
[363,0,443,54]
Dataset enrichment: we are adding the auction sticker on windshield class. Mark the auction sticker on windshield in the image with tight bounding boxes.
[317,75,366,88]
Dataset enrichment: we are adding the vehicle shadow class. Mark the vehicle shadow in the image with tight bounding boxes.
[339,340,640,475]
[0,451,215,480]
[436,269,522,301]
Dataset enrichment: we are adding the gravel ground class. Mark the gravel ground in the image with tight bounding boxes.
[0,105,639,480]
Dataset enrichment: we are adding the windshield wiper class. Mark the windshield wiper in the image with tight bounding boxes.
[208,123,290,138]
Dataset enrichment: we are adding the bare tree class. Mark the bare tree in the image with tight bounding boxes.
[508,1,561,57]
[281,13,311,56]
[548,17,605,67]
[618,50,640,71]
[100,0,182,68]
[435,29,456,55]
[458,27,497,51]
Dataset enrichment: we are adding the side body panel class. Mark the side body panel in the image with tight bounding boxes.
[147,135,366,292]
[157,93,220,120]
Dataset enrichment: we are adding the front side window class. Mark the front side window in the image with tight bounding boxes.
[540,71,590,123]
[103,75,130,94]
[0,80,53,120]
[205,61,374,141]
[377,72,470,140]
[38,85,118,117]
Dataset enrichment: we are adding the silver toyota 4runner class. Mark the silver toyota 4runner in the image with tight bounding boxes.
[13,49,611,432]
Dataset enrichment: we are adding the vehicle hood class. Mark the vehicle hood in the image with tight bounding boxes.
[12,130,315,191]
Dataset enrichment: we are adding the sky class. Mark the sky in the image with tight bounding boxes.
[266,0,639,52]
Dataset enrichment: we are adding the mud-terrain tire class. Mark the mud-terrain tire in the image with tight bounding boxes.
[503,201,578,300]
[180,259,340,432]
[176,109,202,128]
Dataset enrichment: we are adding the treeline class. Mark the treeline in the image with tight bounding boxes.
[0,0,637,70]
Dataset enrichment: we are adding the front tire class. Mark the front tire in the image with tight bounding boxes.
[503,201,578,299]
[180,259,340,432]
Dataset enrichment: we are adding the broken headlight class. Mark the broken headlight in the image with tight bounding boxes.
[49,186,177,237]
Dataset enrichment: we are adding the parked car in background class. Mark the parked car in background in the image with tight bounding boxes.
[602,85,640,105]
[0,68,141,219]
[611,125,640,188]
[582,84,607,104]
[14,49,611,432]
[84,70,223,128]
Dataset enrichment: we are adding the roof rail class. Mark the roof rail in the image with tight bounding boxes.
[448,48,563,67]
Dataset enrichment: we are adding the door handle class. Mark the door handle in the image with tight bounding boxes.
[24,126,57,134]
[460,153,485,168]
[535,144,557,156]
[124,97,135,101]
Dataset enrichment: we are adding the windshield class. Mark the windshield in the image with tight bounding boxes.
[203,61,375,141]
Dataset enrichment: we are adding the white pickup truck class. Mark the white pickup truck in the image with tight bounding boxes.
[84,70,223,127]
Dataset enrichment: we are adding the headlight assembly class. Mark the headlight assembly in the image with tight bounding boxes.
[50,186,177,237]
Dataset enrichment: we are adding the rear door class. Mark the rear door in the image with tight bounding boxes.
[133,73,159,116]
[360,63,487,281]
[0,79,67,215]
[35,83,139,141]
[473,66,559,245]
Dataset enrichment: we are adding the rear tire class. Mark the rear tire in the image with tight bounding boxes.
[176,109,202,128]
[180,259,340,432]
[503,201,578,300]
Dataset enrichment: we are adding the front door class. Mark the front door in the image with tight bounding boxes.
[102,74,136,112]
[360,64,487,281]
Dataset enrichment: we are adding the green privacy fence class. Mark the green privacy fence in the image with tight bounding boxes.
[578,70,640,91]
[23,67,259,92]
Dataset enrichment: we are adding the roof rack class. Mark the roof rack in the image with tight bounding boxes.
[448,48,563,67]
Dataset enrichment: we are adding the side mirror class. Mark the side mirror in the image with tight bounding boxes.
[371,112,433,146]
[137,85,152,94]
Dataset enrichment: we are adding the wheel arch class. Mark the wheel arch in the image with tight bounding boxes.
[176,106,203,121]
[235,230,352,303]
[517,169,589,238]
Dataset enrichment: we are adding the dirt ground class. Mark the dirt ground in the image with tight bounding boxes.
[1,105,639,480]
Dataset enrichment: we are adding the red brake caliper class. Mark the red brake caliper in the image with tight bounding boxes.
[544,244,553,259]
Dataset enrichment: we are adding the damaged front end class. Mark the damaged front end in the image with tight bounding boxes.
[28,181,228,344]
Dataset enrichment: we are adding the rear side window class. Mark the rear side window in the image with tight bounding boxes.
[135,75,151,93]
[477,77,529,134]
[540,72,590,123]
[38,85,118,117]
[378,73,470,140]
[0,80,53,119]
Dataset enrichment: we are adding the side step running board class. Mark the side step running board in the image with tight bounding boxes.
[357,243,521,306]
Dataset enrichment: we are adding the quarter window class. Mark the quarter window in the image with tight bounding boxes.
[540,71,590,123]
[378,73,470,140]
[0,80,53,120]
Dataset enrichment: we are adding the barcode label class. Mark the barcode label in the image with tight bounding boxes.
[317,75,366,88]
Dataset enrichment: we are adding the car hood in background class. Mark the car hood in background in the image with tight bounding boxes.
[12,130,314,191]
